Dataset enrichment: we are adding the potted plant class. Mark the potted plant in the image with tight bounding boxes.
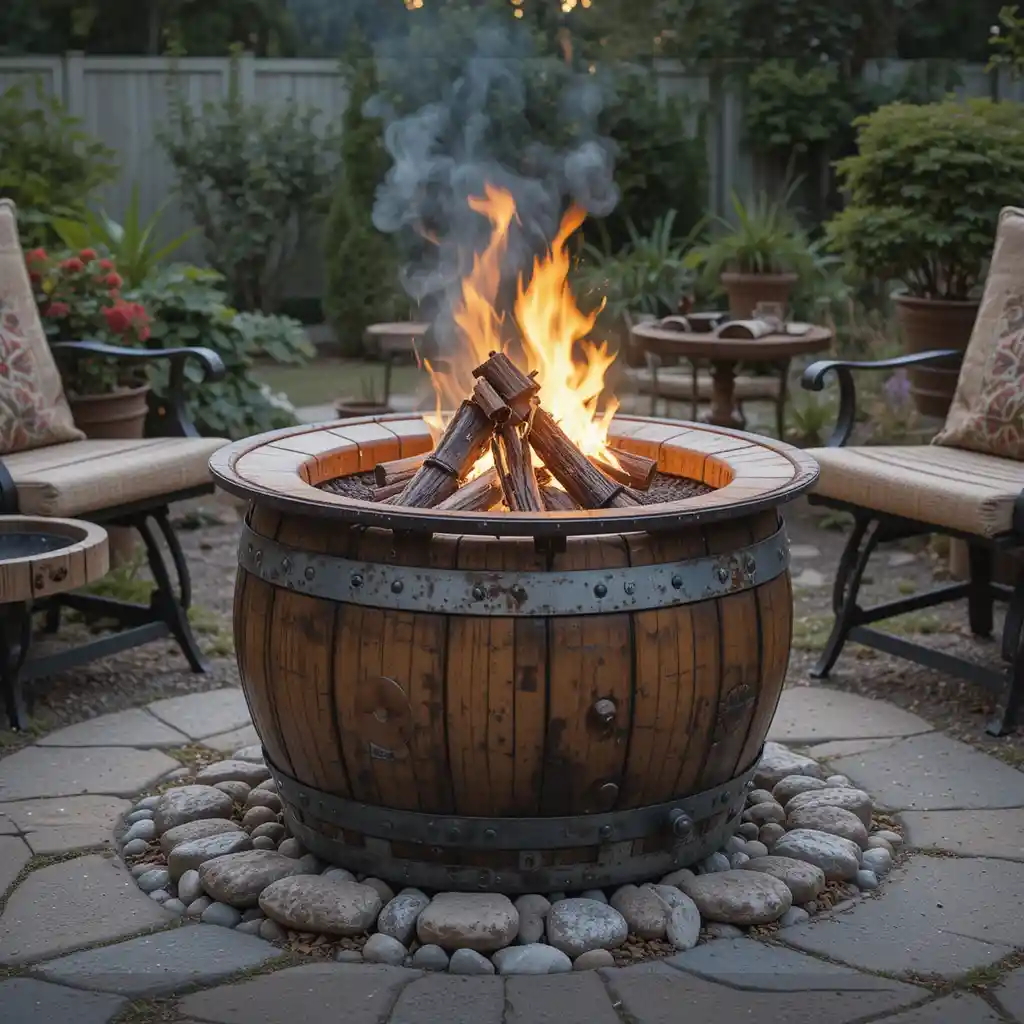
[27,247,152,438]
[827,98,1024,417]
[686,186,818,319]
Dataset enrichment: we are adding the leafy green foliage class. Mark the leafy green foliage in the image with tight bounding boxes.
[132,265,314,438]
[827,99,1024,299]
[159,60,338,312]
[988,4,1024,77]
[50,184,195,288]
[0,81,117,248]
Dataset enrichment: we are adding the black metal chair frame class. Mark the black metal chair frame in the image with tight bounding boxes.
[801,349,1024,737]
[0,341,226,731]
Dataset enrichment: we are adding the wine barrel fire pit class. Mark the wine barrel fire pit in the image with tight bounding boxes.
[210,410,817,894]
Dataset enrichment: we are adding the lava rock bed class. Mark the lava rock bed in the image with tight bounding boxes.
[117,741,903,975]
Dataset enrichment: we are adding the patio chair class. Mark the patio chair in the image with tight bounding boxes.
[801,206,1024,737]
[0,198,228,729]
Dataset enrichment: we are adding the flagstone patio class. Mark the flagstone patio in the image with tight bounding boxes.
[0,684,1022,1023]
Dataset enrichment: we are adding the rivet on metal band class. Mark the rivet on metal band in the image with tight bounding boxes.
[237,524,790,617]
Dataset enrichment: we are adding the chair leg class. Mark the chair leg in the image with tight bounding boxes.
[811,514,878,679]
[967,543,994,638]
[776,359,791,440]
[1,603,31,731]
[137,513,208,674]
[43,602,61,635]
[988,581,1024,737]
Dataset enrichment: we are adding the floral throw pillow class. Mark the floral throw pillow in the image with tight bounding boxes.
[0,199,83,454]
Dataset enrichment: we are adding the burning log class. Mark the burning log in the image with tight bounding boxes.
[492,423,544,512]
[472,352,539,422]
[370,480,408,502]
[540,485,578,512]
[472,378,512,423]
[588,447,657,492]
[397,400,493,508]
[374,454,426,488]
[436,467,502,512]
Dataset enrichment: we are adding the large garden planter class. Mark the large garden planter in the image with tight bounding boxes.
[720,272,798,319]
[69,384,150,440]
[893,294,979,419]
[335,399,393,419]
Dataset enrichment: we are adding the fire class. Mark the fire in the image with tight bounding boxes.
[425,184,618,474]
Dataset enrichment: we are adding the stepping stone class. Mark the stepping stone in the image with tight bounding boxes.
[802,737,903,759]
[828,732,1024,811]
[37,709,187,748]
[0,978,126,1024]
[793,568,827,588]
[178,963,413,1024]
[606,960,922,1023]
[147,688,252,741]
[767,689,932,745]
[35,922,280,996]
[202,723,261,754]
[391,974,504,1024]
[0,835,31,897]
[0,795,130,855]
[994,966,1024,1022]
[506,972,621,1024]
[0,746,178,801]
[0,854,173,965]
[881,993,1005,1022]
[780,855,1024,976]
[901,809,1024,860]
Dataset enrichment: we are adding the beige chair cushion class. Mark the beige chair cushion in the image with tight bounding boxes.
[934,205,1024,461]
[808,444,1024,537]
[0,199,83,454]
[3,436,228,517]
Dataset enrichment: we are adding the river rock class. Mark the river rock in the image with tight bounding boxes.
[201,902,242,928]
[149,889,170,904]
[574,949,615,971]
[580,889,608,904]
[758,823,786,848]
[699,853,730,874]
[212,781,251,804]
[741,840,769,859]
[729,852,750,869]
[680,870,792,925]
[746,789,775,806]
[251,836,275,850]
[660,868,696,889]
[277,838,304,858]
[122,839,149,857]
[874,829,903,848]
[609,885,668,939]
[361,877,394,904]
[787,805,869,848]
[866,835,894,856]
[856,869,879,890]
[363,933,407,966]
[245,788,282,813]
[779,907,811,928]
[250,822,285,843]
[449,949,496,975]
[126,808,154,823]
[785,788,873,828]
[546,898,628,957]
[514,895,550,945]
[199,849,307,908]
[168,832,254,881]
[154,786,235,833]
[417,893,519,952]
[259,875,382,935]
[135,795,162,811]
[377,892,430,945]
[186,896,212,917]
[137,868,170,893]
[123,818,157,843]
[412,945,450,972]
[242,806,278,831]
[259,918,286,942]
[705,922,744,939]
[743,855,826,903]
[163,898,186,915]
[643,883,690,910]
[322,867,355,883]
[665,896,701,950]
[827,774,852,787]
[493,944,572,975]
[197,759,271,787]
[773,775,831,805]
[754,743,825,789]
[742,802,786,826]
[160,817,242,854]
[178,869,203,905]
[772,829,861,881]
[236,919,263,936]
[736,822,760,840]
[861,847,893,877]
[233,745,265,763]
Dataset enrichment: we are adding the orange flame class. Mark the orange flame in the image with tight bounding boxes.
[427,184,618,474]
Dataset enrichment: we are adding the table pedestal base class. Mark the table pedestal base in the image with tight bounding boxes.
[701,361,746,430]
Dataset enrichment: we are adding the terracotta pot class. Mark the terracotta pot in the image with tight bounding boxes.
[69,384,150,440]
[335,400,393,420]
[720,272,798,319]
[893,294,979,419]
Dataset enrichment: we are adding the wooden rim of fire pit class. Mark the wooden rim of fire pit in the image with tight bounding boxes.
[209,413,819,538]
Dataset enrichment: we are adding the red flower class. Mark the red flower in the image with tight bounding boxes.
[104,272,123,290]
[98,258,115,271]
[103,300,149,339]
[79,248,98,262]
[25,248,47,267]
[60,257,85,273]
[46,301,70,319]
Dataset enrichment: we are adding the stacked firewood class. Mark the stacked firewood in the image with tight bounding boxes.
[370,352,657,513]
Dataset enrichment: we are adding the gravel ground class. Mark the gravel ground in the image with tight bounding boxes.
[2,488,1021,767]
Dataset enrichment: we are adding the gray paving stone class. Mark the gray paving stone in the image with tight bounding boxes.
[768,688,932,745]
[0,795,131,854]
[0,853,173,965]
[390,974,504,1024]
[0,746,178,801]
[901,809,1024,860]
[880,993,1005,1023]
[0,835,31,896]
[148,688,252,741]
[202,723,260,754]
[34,922,280,996]
[0,809,16,833]
[37,708,188,748]
[669,938,926,992]
[604,961,922,1024]
[995,966,1024,1023]
[177,963,416,1023]
[802,737,904,759]
[780,855,1024,976]
[507,971,621,1024]
[829,732,1024,810]
[0,978,127,1024]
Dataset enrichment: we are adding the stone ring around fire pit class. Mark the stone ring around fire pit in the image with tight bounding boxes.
[209,412,818,897]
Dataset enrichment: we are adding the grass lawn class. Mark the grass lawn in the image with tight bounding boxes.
[253,358,428,408]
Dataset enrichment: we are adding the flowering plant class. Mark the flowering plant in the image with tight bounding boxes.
[26,247,151,396]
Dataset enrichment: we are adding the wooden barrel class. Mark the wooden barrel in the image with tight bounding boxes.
[216,414,816,893]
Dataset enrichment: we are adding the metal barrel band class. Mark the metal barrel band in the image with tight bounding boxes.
[266,752,759,851]
[238,523,789,617]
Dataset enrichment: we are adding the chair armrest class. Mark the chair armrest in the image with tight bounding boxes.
[52,341,226,438]
[800,349,962,448]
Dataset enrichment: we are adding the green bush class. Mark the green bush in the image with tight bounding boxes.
[0,81,117,248]
[827,99,1024,299]
[132,265,315,439]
